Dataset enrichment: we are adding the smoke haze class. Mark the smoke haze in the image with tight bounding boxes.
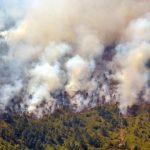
[0,0,150,115]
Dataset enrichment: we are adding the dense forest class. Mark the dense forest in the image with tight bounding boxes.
[0,103,150,150]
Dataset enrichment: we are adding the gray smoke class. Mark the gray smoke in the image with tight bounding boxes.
[0,0,150,116]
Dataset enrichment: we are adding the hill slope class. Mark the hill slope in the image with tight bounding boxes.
[0,103,150,150]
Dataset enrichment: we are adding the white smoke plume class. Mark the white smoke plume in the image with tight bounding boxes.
[0,0,150,115]
[113,14,150,113]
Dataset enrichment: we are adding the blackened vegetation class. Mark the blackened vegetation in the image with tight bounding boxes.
[102,45,116,61]
[146,59,150,69]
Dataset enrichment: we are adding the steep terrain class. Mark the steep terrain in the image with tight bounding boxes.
[0,103,150,150]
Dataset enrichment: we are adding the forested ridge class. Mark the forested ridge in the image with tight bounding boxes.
[0,103,150,150]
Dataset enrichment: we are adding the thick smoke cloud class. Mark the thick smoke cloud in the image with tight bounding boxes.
[113,14,150,112]
[0,0,150,115]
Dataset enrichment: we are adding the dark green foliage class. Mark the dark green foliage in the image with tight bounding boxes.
[0,103,150,150]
